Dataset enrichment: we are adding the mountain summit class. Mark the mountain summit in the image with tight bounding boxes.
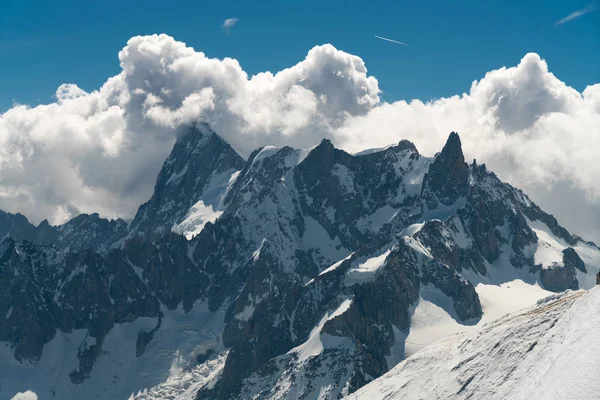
[421,131,469,207]
[0,126,598,400]
[129,122,245,239]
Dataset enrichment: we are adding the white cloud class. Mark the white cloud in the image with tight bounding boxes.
[11,391,38,400]
[0,34,379,226]
[335,54,600,241]
[555,4,598,25]
[0,34,598,243]
[222,17,239,33]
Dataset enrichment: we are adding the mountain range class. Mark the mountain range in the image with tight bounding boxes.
[1,122,599,400]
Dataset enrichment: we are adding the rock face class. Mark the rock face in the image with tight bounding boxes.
[128,122,245,239]
[0,210,40,241]
[0,238,161,366]
[0,124,599,400]
[54,213,129,253]
[421,131,469,208]
[563,247,586,273]
[537,247,584,292]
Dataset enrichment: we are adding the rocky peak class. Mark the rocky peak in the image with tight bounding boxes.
[129,122,245,239]
[440,131,463,160]
[396,139,419,154]
[295,139,353,188]
[169,122,216,160]
[35,219,56,242]
[317,137,335,151]
[430,131,467,185]
[55,213,129,253]
[301,138,349,169]
[421,131,469,207]
[0,210,38,242]
[0,209,132,253]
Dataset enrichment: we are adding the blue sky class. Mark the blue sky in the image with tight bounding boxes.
[0,0,599,112]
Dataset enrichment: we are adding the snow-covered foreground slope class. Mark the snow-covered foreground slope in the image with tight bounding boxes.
[348,287,600,400]
[405,279,553,356]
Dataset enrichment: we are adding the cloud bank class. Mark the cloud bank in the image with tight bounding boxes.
[0,34,599,241]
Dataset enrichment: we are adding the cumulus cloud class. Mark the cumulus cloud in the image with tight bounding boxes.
[11,391,38,400]
[0,34,379,226]
[0,34,598,242]
[335,54,600,241]
[221,18,239,33]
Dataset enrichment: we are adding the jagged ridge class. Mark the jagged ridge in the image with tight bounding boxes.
[0,124,599,400]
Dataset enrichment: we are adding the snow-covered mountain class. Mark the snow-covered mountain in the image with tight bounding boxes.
[127,122,244,240]
[1,123,599,400]
[348,287,600,400]
[0,123,243,251]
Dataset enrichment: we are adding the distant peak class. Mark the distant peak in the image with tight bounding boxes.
[397,139,419,154]
[435,132,464,166]
[193,121,218,137]
[176,122,214,144]
[352,139,418,157]
[79,212,100,219]
[308,138,338,159]
[64,212,100,225]
[37,219,51,228]
[443,131,463,154]
[421,131,469,205]
[318,138,335,149]
[196,121,212,130]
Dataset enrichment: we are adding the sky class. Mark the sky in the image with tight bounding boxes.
[0,0,599,242]
[1,0,599,111]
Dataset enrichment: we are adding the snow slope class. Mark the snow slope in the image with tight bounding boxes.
[173,169,239,239]
[348,288,600,400]
[344,249,392,285]
[405,280,552,356]
[288,298,354,363]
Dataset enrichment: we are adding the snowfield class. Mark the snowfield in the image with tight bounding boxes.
[404,280,551,356]
[348,287,600,400]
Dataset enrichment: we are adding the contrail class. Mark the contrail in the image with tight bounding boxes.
[374,35,409,46]
[555,4,598,25]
